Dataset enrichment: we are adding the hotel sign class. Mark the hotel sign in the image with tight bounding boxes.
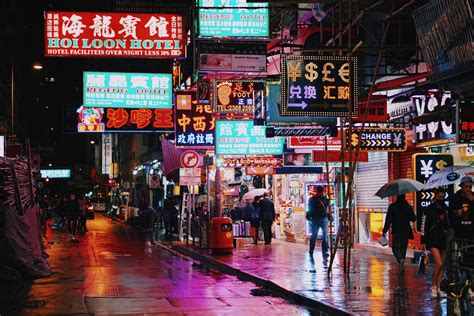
[45,12,185,58]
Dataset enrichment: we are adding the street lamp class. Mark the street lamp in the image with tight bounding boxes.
[90,140,95,145]
[32,62,43,70]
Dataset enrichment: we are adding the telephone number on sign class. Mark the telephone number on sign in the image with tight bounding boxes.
[218,105,254,113]
[460,132,474,141]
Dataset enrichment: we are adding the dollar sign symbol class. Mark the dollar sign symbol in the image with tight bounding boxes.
[351,133,359,147]
[305,62,319,82]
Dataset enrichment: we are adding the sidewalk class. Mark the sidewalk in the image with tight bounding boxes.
[165,238,445,315]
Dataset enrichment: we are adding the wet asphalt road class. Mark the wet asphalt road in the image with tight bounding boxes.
[13,216,315,315]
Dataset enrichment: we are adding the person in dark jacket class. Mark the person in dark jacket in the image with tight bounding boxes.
[247,197,260,244]
[307,185,330,257]
[450,176,474,240]
[259,193,275,245]
[66,193,80,240]
[382,194,416,272]
[424,189,449,298]
[144,207,158,246]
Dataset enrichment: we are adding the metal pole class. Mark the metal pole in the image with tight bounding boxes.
[324,136,333,253]
[11,59,14,136]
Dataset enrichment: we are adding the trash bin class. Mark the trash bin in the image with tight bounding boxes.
[210,217,233,254]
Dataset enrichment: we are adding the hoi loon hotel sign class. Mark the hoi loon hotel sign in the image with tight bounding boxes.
[45,12,185,58]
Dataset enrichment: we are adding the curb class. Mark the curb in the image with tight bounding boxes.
[157,241,351,316]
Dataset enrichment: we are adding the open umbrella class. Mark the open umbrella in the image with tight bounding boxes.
[424,166,474,190]
[242,188,269,201]
[375,178,425,199]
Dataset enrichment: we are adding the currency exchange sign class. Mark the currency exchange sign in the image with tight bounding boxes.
[413,154,454,232]
[281,55,358,117]
[83,72,172,109]
[175,91,215,148]
[345,128,407,152]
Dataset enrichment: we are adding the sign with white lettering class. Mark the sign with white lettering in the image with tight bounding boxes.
[83,72,172,109]
[40,169,71,178]
[179,168,202,186]
[345,128,407,152]
[216,120,284,155]
[281,55,358,117]
[45,12,185,58]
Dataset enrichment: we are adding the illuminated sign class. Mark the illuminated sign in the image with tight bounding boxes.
[345,128,407,152]
[198,0,269,37]
[175,92,215,148]
[214,80,264,115]
[83,71,172,109]
[179,168,202,186]
[312,150,368,163]
[0,135,4,157]
[77,106,173,132]
[220,157,282,167]
[102,134,112,176]
[45,12,185,58]
[216,120,284,155]
[288,132,342,149]
[77,106,105,132]
[40,169,71,178]
[459,99,474,143]
[412,91,457,144]
[413,154,454,231]
[281,55,358,117]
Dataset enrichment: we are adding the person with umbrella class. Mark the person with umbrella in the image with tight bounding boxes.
[423,188,450,298]
[377,179,422,272]
[382,194,416,272]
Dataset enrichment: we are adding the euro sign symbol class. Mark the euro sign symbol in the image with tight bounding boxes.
[351,133,359,147]
[304,62,319,82]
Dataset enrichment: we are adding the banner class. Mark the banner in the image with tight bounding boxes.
[312,151,368,163]
[45,12,185,58]
[84,72,172,109]
[281,55,358,117]
[175,92,215,148]
[216,120,283,155]
[288,132,342,149]
[214,80,264,115]
[198,0,269,37]
[200,54,266,73]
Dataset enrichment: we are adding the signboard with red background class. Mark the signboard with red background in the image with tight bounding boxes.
[458,99,474,143]
[45,12,185,58]
[175,91,215,148]
[353,95,387,123]
[288,131,342,149]
[312,151,368,163]
[76,106,173,132]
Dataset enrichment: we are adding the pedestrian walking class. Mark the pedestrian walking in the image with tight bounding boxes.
[66,192,80,240]
[259,193,275,245]
[144,207,158,246]
[247,198,260,244]
[77,194,88,233]
[382,194,416,272]
[56,196,67,229]
[307,185,330,257]
[424,188,449,298]
[450,176,474,240]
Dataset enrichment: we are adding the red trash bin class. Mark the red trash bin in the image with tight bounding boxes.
[210,217,233,254]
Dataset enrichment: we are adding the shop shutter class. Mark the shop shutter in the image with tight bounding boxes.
[356,152,389,211]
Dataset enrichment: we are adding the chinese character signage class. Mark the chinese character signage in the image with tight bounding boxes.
[83,72,172,109]
[281,55,358,117]
[312,151,368,163]
[77,106,105,132]
[76,106,173,132]
[412,91,457,144]
[458,99,474,143]
[216,120,284,155]
[198,0,269,37]
[345,128,407,152]
[45,12,185,58]
[214,80,264,115]
[102,134,112,176]
[175,92,215,148]
[413,154,454,231]
[179,168,202,186]
[288,131,342,149]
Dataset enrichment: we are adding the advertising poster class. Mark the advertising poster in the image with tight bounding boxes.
[45,12,185,58]
[175,92,215,148]
[283,153,312,166]
[216,120,284,155]
[77,106,105,132]
[83,71,172,109]
[281,55,358,117]
[198,0,269,37]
